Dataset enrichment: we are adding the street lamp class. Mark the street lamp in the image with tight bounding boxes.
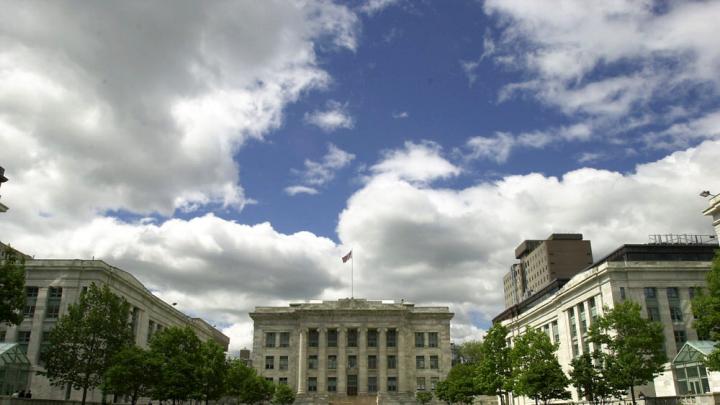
[700,190,717,198]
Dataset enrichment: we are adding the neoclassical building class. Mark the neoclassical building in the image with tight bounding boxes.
[250,299,453,405]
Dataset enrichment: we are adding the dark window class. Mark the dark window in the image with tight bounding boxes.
[416,356,425,369]
[387,329,397,347]
[265,332,276,348]
[388,377,397,392]
[328,355,337,369]
[348,355,357,369]
[327,329,338,347]
[368,355,377,369]
[415,332,425,347]
[431,377,439,390]
[308,355,318,369]
[39,331,51,364]
[18,331,31,354]
[417,377,426,391]
[368,376,377,393]
[430,355,439,369]
[387,355,396,369]
[46,287,62,319]
[674,329,687,352]
[620,286,626,300]
[667,287,679,299]
[308,377,317,392]
[279,356,288,370]
[647,306,661,322]
[309,329,319,347]
[327,377,337,392]
[347,329,358,347]
[670,306,684,322]
[25,287,39,318]
[265,356,274,370]
[367,329,378,347]
[428,332,438,347]
[279,332,290,347]
[644,287,657,298]
[279,377,288,385]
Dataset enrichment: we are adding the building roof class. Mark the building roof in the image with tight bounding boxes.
[251,298,453,320]
[673,341,717,365]
[0,343,31,368]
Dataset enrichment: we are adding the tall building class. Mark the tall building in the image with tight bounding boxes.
[0,243,230,400]
[250,298,453,405]
[494,240,718,404]
[503,233,593,308]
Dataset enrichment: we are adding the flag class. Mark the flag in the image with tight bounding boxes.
[342,250,352,263]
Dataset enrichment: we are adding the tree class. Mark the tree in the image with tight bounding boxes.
[692,250,720,370]
[569,352,621,404]
[148,326,203,405]
[197,340,228,405]
[42,283,133,405]
[589,301,667,405]
[474,324,512,405]
[416,390,433,404]
[104,346,157,405]
[457,340,484,364]
[0,245,25,326]
[510,328,570,405]
[226,359,274,404]
[435,363,479,404]
[271,383,295,405]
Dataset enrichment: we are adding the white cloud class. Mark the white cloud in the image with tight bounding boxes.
[371,141,461,183]
[304,100,355,132]
[286,143,355,195]
[0,1,358,220]
[460,60,481,87]
[360,0,402,15]
[392,111,409,119]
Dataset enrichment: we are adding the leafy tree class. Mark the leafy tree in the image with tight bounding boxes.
[435,363,479,404]
[474,324,512,405]
[692,251,720,370]
[0,245,25,326]
[197,340,228,405]
[271,383,295,405]
[104,346,157,405]
[511,328,570,405]
[148,326,203,405]
[589,301,667,405]
[226,359,274,404]
[416,390,433,404]
[569,352,621,404]
[457,340,484,364]
[42,283,133,405]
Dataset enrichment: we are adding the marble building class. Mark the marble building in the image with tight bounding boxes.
[250,298,453,405]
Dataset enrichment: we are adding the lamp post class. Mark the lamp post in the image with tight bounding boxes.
[0,166,8,213]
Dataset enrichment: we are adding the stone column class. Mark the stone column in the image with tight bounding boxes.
[319,328,327,393]
[572,305,583,355]
[297,329,307,394]
[358,327,368,395]
[378,328,387,394]
[583,300,593,352]
[398,326,408,393]
[338,327,347,396]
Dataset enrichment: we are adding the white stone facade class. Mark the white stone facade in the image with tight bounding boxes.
[0,257,229,401]
[703,195,720,240]
[250,298,453,405]
[496,243,717,404]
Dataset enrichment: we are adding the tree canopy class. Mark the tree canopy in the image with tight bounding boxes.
[457,340,484,364]
[589,300,667,405]
[197,340,228,404]
[510,328,570,405]
[271,383,295,405]
[148,326,204,404]
[42,283,133,405]
[692,250,720,370]
[0,245,25,326]
[104,346,157,405]
[475,324,513,405]
[226,359,274,404]
[436,363,480,404]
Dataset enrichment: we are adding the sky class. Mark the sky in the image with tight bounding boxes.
[1,0,719,352]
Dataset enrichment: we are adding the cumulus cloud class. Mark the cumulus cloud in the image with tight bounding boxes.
[359,0,402,15]
[392,111,409,119]
[286,143,355,195]
[371,141,461,183]
[304,100,355,132]
[0,0,358,220]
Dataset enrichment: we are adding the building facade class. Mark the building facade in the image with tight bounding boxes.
[494,242,717,404]
[703,194,720,239]
[503,234,593,308]
[0,247,230,401]
[250,299,453,405]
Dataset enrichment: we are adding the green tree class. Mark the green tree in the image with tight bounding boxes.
[148,326,203,405]
[104,346,157,405]
[0,245,25,326]
[511,328,570,405]
[474,324,512,405]
[197,340,228,405]
[569,352,621,404]
[416,390,433,404]
[457,340,484,364]
[435,363,479,404]
[226,359,274,404]
[271,383,295,405]
[589,301,667,405]
[692,251,720,370]
[42,283,133,405]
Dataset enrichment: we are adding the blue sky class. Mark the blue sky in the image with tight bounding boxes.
[1,0,719,350]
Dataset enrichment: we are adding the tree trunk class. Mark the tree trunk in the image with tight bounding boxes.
[630,385,636,405]
[81,386,88,405]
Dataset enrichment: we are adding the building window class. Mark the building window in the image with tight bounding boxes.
[552,321,559,344]
[347,329,358,347]
[25,287,38,318]
[387,329,397,347]
[147,320,156,343]
[46,287,62,319]
[327,377,337,392]
[620,287,626,300]
[131,307,140,338]
[279,377,288,385]
[667,287,679,299]
[431,377,439,390]
[265,377,274,383]
[647,306,661,322]
[18,331,31,354]
[676,364,710,394]
[308,355,318,369]
[674,330,687,352]
[265,332,276,348]
[265,356,274,370]
[309,329,319,347]
[416,356,425,369]
[387,355,396,369]
[279,356,288,370]
[367,329,378,347]
[279,332,290,347]
[327,329,338,347]
[578,304,587,334]
[644,287,657,298]
[368,376,378,393]
[39,331,51,364]
[428,332,438,347]
[568,310,577,338]
[589,297,598,321]
[328,355,337,370]
[670,306,684,322]
[308,377,317,392]
[0,330,5,342]
[417,377,426,391]
[430,355,439,369]
[415,332,425,348]
[348,355,357,369]
[368,355,377,369]
[388,377,397,392]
